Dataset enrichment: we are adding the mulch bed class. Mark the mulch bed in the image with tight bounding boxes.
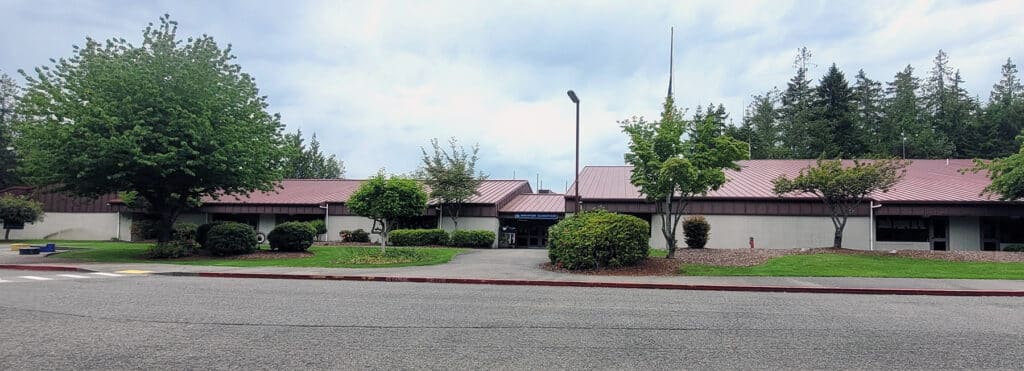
[542,247,1024,276]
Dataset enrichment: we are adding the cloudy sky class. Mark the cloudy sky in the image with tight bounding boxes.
[1,0,1022,191]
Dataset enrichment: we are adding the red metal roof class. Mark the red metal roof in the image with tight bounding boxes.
[568,159,1001,203]
[500,193,566,213]
[204,179,531,206]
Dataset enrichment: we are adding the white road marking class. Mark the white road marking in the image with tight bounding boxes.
[0,278,9,283]
[90,272,123,277]
[57,274,90,279]
[20,276,52,281]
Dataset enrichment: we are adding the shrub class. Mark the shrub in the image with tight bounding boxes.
[147,240,199,259]
[682,216,711,249]
[268,222,317,252]
[449,230,496,248]
[1003,244,1024,252]
[205,222,258,256]
[548,210,649,270]
[172,223,198,242]
[388,229,450,246]
[341,229,371,243]
[308,219,327,235]
[196,221,227,248]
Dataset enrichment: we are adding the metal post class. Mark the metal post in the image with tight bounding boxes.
[870,201,883,251]
[575,99,580,213]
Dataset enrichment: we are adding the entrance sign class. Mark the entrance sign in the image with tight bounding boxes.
[514,213,559,220]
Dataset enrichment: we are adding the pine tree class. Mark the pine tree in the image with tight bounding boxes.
[921,49,973,156]
[742,89,783,159]
[811,64,860,157]
[884,65,952,158]
[852,70,886,156]
[778,47,817,158]
[980,58,1024,158]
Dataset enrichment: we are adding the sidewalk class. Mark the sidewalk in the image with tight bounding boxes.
[2,247,1023,295]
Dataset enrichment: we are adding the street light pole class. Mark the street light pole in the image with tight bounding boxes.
[567,90,580,213]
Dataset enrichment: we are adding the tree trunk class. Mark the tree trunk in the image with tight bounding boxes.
[379,219,387,253]
[833,227,843,248]
[155,211,176,244]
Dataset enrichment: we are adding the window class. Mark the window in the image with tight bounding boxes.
[876,216,929,242]
[999,217,1024,244]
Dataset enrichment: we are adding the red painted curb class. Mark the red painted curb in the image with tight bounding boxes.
[0,264,95,272]
[161,272,1024,297]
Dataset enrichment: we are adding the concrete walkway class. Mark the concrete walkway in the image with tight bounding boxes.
[2,246,1024,292]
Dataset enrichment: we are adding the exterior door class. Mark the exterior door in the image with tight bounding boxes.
[980,217,1000,251]
[930,217,949,251]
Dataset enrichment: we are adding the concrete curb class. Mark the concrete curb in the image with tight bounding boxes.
[156,271,1024,297]
[0,264,96,273]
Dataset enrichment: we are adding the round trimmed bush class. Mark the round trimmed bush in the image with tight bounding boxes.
[172,222,198,242]
[449,230,496,247]
[268,222,317,252]
[196,221,227,248]
[308,220,327,235]
[682,215,711,249]
[1004,244,1024,252]
[548,210,649,270]
[205,222,258,256]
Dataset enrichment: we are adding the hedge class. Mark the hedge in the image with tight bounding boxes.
[1004,244,1024,252]
[341,229,371,242]
[197,221,227,248]
[548,210,649,270]
[388,229,450,246]
[205,222,258,256]
[268,222,317,252]
[449,230,495,248]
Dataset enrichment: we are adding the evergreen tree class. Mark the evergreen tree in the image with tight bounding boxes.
[980,58,1024,158]
[778,47,817,158]
[811,64,861,157]
[884,65,952,158]
[922,50,973,156]
[692,103,729,136]
[852,69,886,156]
[282,129,344,179]
[743,89,784,159]
[0,72,19,188]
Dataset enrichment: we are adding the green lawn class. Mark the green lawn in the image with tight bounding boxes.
[648,248,669,258]
[40,241,465,268]
[681,253,1024,280]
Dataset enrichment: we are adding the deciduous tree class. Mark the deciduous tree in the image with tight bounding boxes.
[622,94,748,258]
[0,72,20,188]
[14,15,287,243]
[419,137,486,229]
[0,195,44,240]
[773,159,908,248]
[347,172,428,252]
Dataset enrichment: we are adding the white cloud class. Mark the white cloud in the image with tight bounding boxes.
[1,0,1022,190]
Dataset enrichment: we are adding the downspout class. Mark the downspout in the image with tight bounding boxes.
[324,202,330,241]
[116,210,121,241]
[870,201,883,251]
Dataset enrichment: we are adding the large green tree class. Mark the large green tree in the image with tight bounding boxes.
[419,137,486,229]
[742,89,784,159]
[812,64,861,157]
[0,195,44,240]
[852,69,886,156]
[622,94,748,258]
[0,72,20,188]
[282,129,345,179]
[779,47,817,158]
[347,172,428,251]
[14,16,287,243]
[977,58,1024,158]
[883,65,952,158]
[773,159,907,248]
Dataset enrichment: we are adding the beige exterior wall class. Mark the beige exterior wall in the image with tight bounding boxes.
[650,214,871,250]
[328,215,380,243]
[257,214,277,236]
[440,217,500,247]
[5,212,120,240]
[874,241,930,250]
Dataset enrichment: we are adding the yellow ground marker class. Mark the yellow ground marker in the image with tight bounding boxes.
[115,270,152,274]
[10,243,29,251]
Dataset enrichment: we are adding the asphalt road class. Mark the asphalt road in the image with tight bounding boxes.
[1,269,1022,370]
